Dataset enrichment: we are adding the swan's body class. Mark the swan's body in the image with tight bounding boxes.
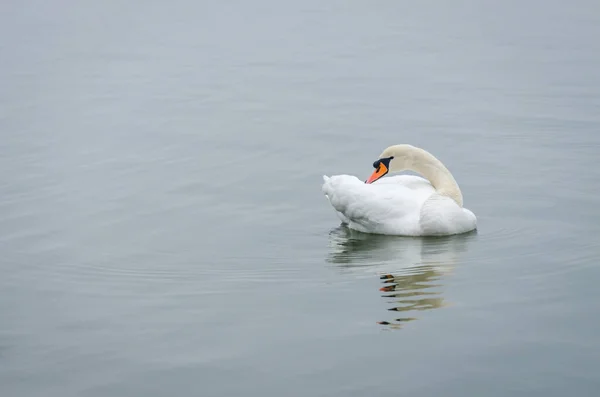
[322,145,477,236]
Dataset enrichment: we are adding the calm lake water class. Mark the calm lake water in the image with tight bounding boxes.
[2,1,600,396]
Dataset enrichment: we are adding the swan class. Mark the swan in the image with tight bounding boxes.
[322,144,477,236]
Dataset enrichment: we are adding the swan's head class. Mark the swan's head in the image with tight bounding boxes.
[365,145,416,184]
[365,156,394,184]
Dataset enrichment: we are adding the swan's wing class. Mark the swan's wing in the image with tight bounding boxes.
[375,174,434,188]
[322,175,434,235]
[384,175,476,234]
[419,196,478,235]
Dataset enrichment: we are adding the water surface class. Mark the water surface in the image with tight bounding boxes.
[1,1,600,396]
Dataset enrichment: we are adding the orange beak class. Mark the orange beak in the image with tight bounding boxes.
[365,163,388,184]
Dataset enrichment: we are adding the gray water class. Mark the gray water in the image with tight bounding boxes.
[2,1,600,396]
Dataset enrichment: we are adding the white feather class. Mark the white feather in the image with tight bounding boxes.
[321,145,477,236]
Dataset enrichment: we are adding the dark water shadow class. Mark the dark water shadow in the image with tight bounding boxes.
[326,226,477,330]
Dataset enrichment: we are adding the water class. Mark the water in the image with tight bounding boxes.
[2,1,600,396]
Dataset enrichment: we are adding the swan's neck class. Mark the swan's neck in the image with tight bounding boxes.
[384,145,464,207]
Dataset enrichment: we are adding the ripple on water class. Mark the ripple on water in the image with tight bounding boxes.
[377,265,447,329]
[326,225,477,330]
[483,222,530,244]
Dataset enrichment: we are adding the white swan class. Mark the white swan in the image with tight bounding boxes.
[322,144,477,236]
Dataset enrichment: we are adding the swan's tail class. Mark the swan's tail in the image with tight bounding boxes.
[322,175,332,198]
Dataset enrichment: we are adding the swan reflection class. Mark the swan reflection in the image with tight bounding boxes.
[327,226,475,329]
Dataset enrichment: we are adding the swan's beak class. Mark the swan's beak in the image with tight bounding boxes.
[365,163,388,184]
